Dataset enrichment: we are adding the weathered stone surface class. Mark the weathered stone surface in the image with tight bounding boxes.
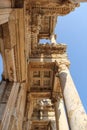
[58,64,87,130]
[55,99,70,130]
[0,1,87,130]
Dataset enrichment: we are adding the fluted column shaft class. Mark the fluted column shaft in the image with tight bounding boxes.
[58,63,87,130]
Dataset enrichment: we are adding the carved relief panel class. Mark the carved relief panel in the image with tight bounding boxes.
[28,63,55,92]
[30,70,53,91]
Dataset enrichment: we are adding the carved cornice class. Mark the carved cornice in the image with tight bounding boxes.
[28,92,51,99]
[26,0,79,16]
[31,44,66,57]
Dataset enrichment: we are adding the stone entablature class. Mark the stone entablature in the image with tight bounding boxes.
[31,44,67,57]
[26,0,79,16]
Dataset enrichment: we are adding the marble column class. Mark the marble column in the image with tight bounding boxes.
[54,101,59,130]
[50,34,57,44]
[55,98,70,130]
[58,63,87,130]
[50,120,56,130]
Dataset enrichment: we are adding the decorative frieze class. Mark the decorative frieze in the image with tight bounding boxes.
[26,0,79,16]
[31,44,66,57]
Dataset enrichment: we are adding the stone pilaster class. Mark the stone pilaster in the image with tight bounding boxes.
[0,83,20,130]
[58,63,87,130]
[15,83,27,130]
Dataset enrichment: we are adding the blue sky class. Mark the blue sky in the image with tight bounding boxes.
[55,3,87,112]
[0,3,87,112]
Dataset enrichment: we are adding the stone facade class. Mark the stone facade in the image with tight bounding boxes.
[0,0,87,130]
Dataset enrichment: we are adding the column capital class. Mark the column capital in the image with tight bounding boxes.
[58,63,68,73]
[51,92,63,104]
[55,60,70,73]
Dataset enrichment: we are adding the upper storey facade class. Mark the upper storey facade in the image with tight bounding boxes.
[0,0,86,9]
[0,0,80,83]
